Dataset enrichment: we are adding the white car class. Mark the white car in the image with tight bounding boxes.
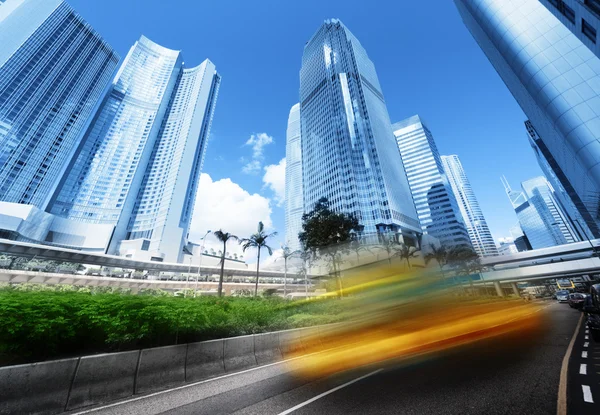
[556,290,570,303]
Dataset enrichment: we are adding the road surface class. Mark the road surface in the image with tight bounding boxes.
[72,302,597,415]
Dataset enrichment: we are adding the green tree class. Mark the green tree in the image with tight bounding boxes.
[213,230,239,297]
[347,239,374,266]
[424,244,448,282]
[394,243,420,269]
[240,221,277,297]
[298,197,361,297]
[447,247,481,293]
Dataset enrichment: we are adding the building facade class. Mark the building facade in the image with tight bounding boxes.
[48,36,220,262]
[393,116,472,250]
[455,0,600,239]
[285,103,303,251]
[503,176,576,249]
[0,0,119,210]
[299,19,421,245]
[441,155,499,256]
[0,5,220,263]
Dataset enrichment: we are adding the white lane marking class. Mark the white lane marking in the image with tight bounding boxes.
[582,385,594,403]
[580,364,587,375]
[584,342,589,348]
[558,312,583,415]
[585,335,589,340]
[276,369,383,415]
[583,351,588,358]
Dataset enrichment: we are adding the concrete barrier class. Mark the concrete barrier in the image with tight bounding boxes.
[0,358,78,415]
[223,335,257,372]
[135,344,187,394]
[66,350,140,411]
[279,327,322,358]
[254,332,282,364]
[186,339,224,382]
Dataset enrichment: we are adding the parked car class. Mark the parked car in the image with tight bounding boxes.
[556,290,570,303]
[568,293,587,309]
[584,284,600,342]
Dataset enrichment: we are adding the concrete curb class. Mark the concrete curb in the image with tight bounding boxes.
[223,334,257,372]
[0,358,78,415]
[135,344,187,395]
[186,339,225,382]
[254,332,282,364]
[66,350,140,411]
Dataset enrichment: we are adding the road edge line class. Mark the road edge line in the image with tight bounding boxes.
[557,312,583,415]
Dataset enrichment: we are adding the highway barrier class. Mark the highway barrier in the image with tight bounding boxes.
[0,326,320,414]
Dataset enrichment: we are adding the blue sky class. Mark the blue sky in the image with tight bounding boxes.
[69,0,543,253]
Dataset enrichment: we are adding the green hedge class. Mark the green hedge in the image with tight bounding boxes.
[0,289,345,365]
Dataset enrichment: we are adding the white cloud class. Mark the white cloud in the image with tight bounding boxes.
[242,132,274,174]
[189,173,274,257]
[263,158,286,206]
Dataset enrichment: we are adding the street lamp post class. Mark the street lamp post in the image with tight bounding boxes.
[184,256,193,298]
[194,230,211,298]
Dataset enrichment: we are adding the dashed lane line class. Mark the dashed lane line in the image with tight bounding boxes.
[580,364,588,375]
[582,351,588,358]
[582,385,594,403]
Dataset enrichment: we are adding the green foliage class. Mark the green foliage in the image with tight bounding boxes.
[240,221,277,297]
[298,197,360,255]
[0,288,344,365]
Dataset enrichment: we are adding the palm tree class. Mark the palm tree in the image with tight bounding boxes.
[394,243,420,269]
[277,244,300,297]
[240,221,277,297]
[213,230,239,297]
[348,239,373,266]
[377,235,398,266]
[424,244,448,281]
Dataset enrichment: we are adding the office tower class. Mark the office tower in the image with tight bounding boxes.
[526,120,592,239]
[497,237,519,255]
[393,116,472,250]
[285,103,303,251]
[455,0,600,238]
[299,19,421,245]
[441,155,499,256]
[540,1,600,57]
[503,176,576,249]
[0,0,119,209]
[49,36,220,262]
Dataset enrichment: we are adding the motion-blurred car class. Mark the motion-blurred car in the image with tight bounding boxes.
[568,293,587,309]
[556,290,570,303]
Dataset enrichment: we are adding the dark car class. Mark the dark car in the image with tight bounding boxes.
[568,293,587,309]
[584,284,600,342]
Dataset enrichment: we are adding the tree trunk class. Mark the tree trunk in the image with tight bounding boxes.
[283,258,287,297]
[254,249,261,297]
[406,257,412,269]
[218,241,226,297]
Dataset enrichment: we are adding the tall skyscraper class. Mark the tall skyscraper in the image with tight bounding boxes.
[49,36,220,262]
[525,120,592,240]
[0,0,119,209]
[441,155,499,256]
[455,0,600,238]
[299,19,421,245]
[393,116,472,250]
[503,176,577,249]
[285,103,303,251]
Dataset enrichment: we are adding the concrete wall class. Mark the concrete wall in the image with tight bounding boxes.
[0,326,323,415]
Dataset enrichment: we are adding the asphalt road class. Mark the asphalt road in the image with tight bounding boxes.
[75,302,592,415]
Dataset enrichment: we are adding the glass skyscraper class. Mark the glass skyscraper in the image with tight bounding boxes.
[441,155,499,256]
[49,36,220,262]
[393,116,472,250]
[299,19,421,245]
[285,103,303,251]
[0,0,119,210]
[503,176,576,249]
[455,0,600,239]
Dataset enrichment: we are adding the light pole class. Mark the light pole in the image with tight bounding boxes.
[194,230,211,298]
[184,256,193,298]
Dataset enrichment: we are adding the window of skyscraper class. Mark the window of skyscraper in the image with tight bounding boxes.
[583,18,597,43]
[548,0,576,23]
[585,0,600,18]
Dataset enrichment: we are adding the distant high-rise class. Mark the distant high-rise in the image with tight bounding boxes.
[394,116,471,250]
[49,36,220,262]
[525,120,591,240]
[285,103,303,251]
[299,19,421,245]
[503,176,576,249]
[0,0,119,209]
[441,155,499,256]
[455,0,600,238]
